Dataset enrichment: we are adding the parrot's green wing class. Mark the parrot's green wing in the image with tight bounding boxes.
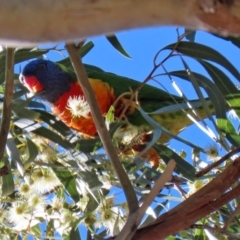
[86,67,212,129]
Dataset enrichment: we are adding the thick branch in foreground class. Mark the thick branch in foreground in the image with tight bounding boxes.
[131,157,240,240]
[1,0,240,45]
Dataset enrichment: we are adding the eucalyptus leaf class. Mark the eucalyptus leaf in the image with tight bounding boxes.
[106,35,131,58]
[154,144,196,181]
[216,118,240,147]
[163,41,240,81]
[32,127,73,149]
[1,164,14,196]
[54,168,80,202]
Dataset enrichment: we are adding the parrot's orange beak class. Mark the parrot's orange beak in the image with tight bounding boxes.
[19,74,43,93]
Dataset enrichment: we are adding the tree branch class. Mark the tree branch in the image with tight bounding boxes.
[131,157,240,240]
[0,48,14,163]
[65,43,138,216]
[0,0,240,45]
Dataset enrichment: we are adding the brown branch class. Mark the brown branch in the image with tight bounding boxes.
[0,48,14,164]
[0,1,240,45]
[65,43,138,215]
[129,157,240,239]
[133,182,240,239]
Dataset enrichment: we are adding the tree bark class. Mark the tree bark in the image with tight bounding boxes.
[1,0,240,46]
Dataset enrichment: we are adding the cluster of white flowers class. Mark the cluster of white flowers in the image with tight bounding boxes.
[31,168,62,194]
[94,196,126,235]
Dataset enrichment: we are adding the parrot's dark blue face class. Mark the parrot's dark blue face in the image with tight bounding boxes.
[20,59,74,103]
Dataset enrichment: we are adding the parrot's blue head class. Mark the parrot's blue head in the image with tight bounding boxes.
[20,59,74,104]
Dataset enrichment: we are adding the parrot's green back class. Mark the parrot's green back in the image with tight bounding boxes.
[86,68,213,134]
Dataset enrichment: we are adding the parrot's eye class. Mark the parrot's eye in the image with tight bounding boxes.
[19,74,24,84]
[39,64,46,70]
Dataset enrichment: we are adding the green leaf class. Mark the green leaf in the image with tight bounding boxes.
[54,168,80,202]
[75,138,102,153]
[168,70,227,119]
[85,194,99,213]
[69,227,81,240]
[6,138,25,175]
[31,225,42,238]
[216,118,240,147]
[141,166,162,181]
[14,48,49,63]
[46,220,54,237]
[80,41,94,58]
[13,108,41,120]
[32,127,73,149]
[34,109,71,137]
[27,101,46,110]
[200,60,238,96]
[106,35,131,58]
[154,144,196,181]
[25,139,39,165]
[179,58,217,128]
[78,170,103,190]
[225,93,240,117]
[13,89,29,100]
[57,42,94,69]
[163,41,240,81]
[1,165,14,196]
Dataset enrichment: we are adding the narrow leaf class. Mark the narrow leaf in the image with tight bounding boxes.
[163,41,240,81]
[216,118,240,147]
[80,41,94,58]
[1,165,14,196]
[106,35,131,58]
[54,168,80,202]
[154,144,196,181]
[32,127,73,149]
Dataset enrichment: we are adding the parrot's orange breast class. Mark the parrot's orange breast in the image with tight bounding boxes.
[52,79,115,137]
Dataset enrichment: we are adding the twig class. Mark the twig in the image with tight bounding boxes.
[118,37,183,120]
[65,44,139,216]
[174,181,187,199]
[115,160,175,240]
[137,160,176,219]
[0,47,15,164]
[195,145,240,178]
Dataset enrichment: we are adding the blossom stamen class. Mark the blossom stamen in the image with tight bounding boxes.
[66,96,91,118]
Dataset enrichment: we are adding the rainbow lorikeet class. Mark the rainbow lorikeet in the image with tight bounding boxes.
[19,59,211,167]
